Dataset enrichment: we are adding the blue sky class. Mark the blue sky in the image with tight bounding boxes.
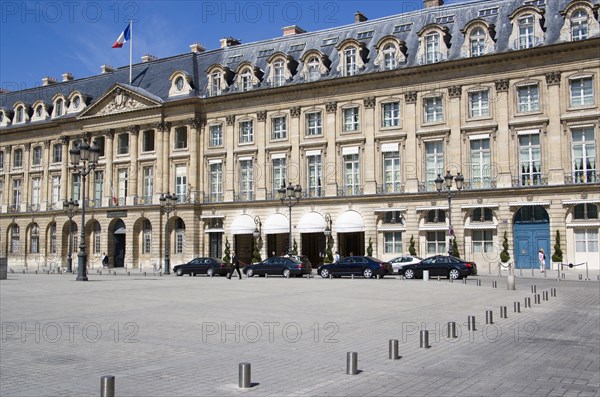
[1,0,465,91]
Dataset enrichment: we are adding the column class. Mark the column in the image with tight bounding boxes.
[41,141,49,210]
[154,122,165,195]
[494,79,512,188]
[163,124,171,193]
[23,143,31,210]
[545,72,563,185]
[189,116,203,203]
[362,97,376,194]
[403,91,419,192]
[129,125,139,201]
[224,115,236,201]
[60,136,69,202]
[104,129,114,206]
[2,145,12,211]
[256,111,267,200]
[290,106,302,188]
[324,102,338,196]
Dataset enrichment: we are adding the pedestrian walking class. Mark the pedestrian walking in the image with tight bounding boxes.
[227,251,242,279]
[101,252,109,268]
[333,251,340,263]
[538,248,545,273]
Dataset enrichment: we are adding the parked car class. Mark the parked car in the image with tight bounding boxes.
[399,255,477,280]
[243,256,311,277]
[317,256,393,279]
[389,255,423,273]
[173,257,231,277]
[290,255,313,272]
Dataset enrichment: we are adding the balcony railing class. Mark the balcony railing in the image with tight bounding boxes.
[9,204,21,213]
[512,174,548,187]
[134,196,153,206]
[109,198,126,207]
[336,185,364,197]
[463,178,496,190]
[26,203,40,212]
[203,193,223,203]
[564,171,598,185]
[376,183,405,195]
[234,192,254,202]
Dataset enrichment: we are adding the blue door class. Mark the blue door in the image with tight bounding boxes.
[513,206,550,269]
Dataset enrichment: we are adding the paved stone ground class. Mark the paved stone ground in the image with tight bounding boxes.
[1,271,598,397]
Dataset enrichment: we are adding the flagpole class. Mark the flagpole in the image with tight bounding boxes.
[129,19,132,84]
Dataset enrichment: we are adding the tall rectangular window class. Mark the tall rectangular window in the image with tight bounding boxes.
[383,151,401,193]
[518,15,534,49]
[209,124,223,146]
[175,127,188,149]
[472,230,494,253]
[143,130,155,152]
[71,174,81,201]
[117,169,128,202]
[569,77,594,107]
[94,171,103,207]
[306,154,322,197]
[118,134,129,155]
[12,179,21,207]
[211,72,222,95]
[425,141,444,191]
[384,232,403,254]
[31,177,41,206]
[382,102,400,127]
[517,84,539,112]
[575,229,598,253]
[273,60,285,87]
[425,33,440,63]
[32,146,42,166]
[239,121,253,144]
[53,144,62,163]
[343,153,360,195]
[306,112,322,136]
[0,151,4,170]
[343,107,360,131]
[143,220,152,254]
[49,224,57,254]
[13,149,23,168]
[239,159,254,200]
[175,165,187,202]
[344,47,357,76]
[272,157,287,196]
[424,96,443,123]
[51,176,60,207]
[470,138,491,189]
[469,90,489,118]
[271,116,287,140]
[571,10,589,41]
[427,231,446,254]
[519,133,542,186]
[143,167,154,202]
[210,162,223,202]
[571,127,596,184]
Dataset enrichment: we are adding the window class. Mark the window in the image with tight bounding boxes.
[383,151,402,193]
[12,179,22,208]
[175,126,187,149]
[572,127,596,184]
[426,209,446,223]
[175,219,185,254]
[517,84,540,112]
[143,167,154,202]
[425,141,444,191]
[383,43,397,70]
[143,220,152,254]
[307,56,320,81]
[72,173,81,201]
[519,134,542,186]
[472,208,494,222]
[0,151,4,170]
[175,76,184,92]
[570,77,594,107]
[571,9,589,41]
[273,60,285,87]
[143,130,155,152]
[344,47,357,76]
[0,179,3,211]
[10,225,20,254]
[94,137,105,157]
[239,121,253,144]
[239,159,254,200]
[49,224,57,254]
[472,230,493,253]
[13,148,23,168]
[118,134,129,155]
[575,229,598,253]
[51,176,61,207]
[382,102,400,127]
[209,124,223,147]
[240,68,252,92]
[469,90,489,118]
[55,99,63,117]
[427,231,446,255]
[518,15,534,49]
[72,96,81,110]
[271,116,287,140]
[35,105,43,117]
[343,107,360,132]
[30,224,39,254]
[117,169,128,203]
[425,33,440,64]
[32,146,42,166]
[93,223,101,254]
[470,138,491,189]
[211,71,222,95]
[16,106,23,123]
[384,232,403,254]
[52,144,62,163]
[306,153,322,197]
[343,153,360,195]
[31,177,41,208]
[306,112,322,136]
[272,158,286,196]
[209,162,223,202]
[383,211,404,224]
[175,165,187,203]
[470,27,486,57]
[93,171,103,207]
[424,96,444,123]
[573,203,598,220]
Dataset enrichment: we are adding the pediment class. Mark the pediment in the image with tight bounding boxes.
[78,83,163,119]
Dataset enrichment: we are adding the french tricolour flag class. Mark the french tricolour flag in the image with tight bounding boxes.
[112,24,131,48]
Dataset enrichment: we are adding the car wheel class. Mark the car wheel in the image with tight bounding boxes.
[449,268,461,280]
[207,268,214,278]
[283,269,291,278]
[320,268,330,278]
[363,268,373,279]
[247,268,254,278]
[404,269,415,279]
[176,268,184,277]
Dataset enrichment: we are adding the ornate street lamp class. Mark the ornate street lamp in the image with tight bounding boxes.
[278,182,302,255]
[70,138,100,281]
[435,171,464,256]
[324,213,333,263]
[253,216,263,250]
[63,199,79,273]
[159,193,178,275]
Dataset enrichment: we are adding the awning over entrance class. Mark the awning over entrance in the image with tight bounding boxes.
[335,211,364,233]
[297,212,326,233]
[264,213,289,234]
[230,215,256,235]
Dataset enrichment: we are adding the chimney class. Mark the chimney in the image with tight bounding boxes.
[101,64,115,74]
[423,0,444,8]
[141,54,158,62]
[354,11,368,23]
[62,72,74,82]
[282,25,306,36]
[190,43,206,53]
[220,37,241,48]
[42,77,57,86]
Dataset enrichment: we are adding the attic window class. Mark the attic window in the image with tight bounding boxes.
[72,96,81,109]
[393,23,412,33]
[289,43,306,52]
[258,49,274,57]
[322,37,338,46]
[524,0,545,6]
[435,15,455,24]
[357,30,374,40]
[478,7,499,17]
[227,54,242,63]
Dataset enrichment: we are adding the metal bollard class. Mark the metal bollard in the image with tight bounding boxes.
[346,352,358,375]
[437,276,440,282]
[286,272,290,279]
[329,274,332,280]
[561,273,566,279]
[507,274,516,290]
[486,310,493,324]
[492,281,497,288]
[531,285,536,293]
[127,271,131,276]
[462,278,467,284]
[143,272,146,276]
[477,279,481,286]
[449,277,453,283]
[100,375,115,397]
[388,339,399,360]
[447,322,457,339]
[423,270,429,281]
[467,315,476,331]
[551,288,556,297]
[534,294,541,304]
[543,291,549,301]
[239,362,251,388]
[351,274,354,280]
[578,274,582,280]
[524,297,531,308]
[500,306,507,318]
[419,330,430,348]
[514,302,521,313]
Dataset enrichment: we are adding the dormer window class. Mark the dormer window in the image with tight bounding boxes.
[460,21,495,58]
[72,96,81,109]
[417,25,449,65]
[571,9,589,40]
[211,71,222,95]
[35,105,42,117]
[344,46,357,76]
[235,63,262,92]
[470,28,485,56]
[519,15,535,48]
[175,76,184,91]
[509,6,545,50]
[300,51,330,82]
[15,106,24,124]
[207,66,231,97]
[383,44,397,70]
[307,56,320,81]
[240,68,253,91]
[52,97,65,118]
[273,60,285,87]
[425,33,440,64]
[560,2,600,43]
[168,71,193,97]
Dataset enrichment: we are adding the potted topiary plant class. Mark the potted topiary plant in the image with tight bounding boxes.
[324,236,333,264]
[252,238,262,264]
[451,238,460,258]
[409,235,417,256]
[552,230,563,264]
[367,237,373,256]
[222,238,231,264]
[500,231,510,264]
[292,239,298,255]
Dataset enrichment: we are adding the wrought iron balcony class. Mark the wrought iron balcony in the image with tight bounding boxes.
[512,174,548,187]
[376,183,405,195]
[564,171,598,185]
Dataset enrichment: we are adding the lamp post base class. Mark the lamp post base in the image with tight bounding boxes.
[76,251,88,281]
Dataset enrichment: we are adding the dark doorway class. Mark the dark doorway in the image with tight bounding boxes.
[113,220,126,268]
[301,232,326,267]
[208,233,222,258]
[338,232,365,257]
[234,234,253,264]
[267,233,287,257]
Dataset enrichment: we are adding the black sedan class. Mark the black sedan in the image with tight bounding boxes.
[399,255,477,280]
[173,257,231,277]
[317,256,394,279]
[243,257,311,278]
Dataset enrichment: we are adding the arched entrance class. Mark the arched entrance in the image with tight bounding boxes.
[113,219,126,268]
[513,205,550,269]
[335,210,365,256]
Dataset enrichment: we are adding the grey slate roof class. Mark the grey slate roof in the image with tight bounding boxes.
[1,0,598,124]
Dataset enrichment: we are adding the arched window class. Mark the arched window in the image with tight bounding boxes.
[55,99,63,117]
[240,68,252,92]
[211,71,222,96]
[175,219,185,254]
[571,9,589,41]
[470,27,486,57]
[49,224,57,254]
[426,209,446,223]
[574,203,598,220]
[344,46,357,76]
[93,223,101,254]
[425,33,440,63]
[273,60,285,87]
[472,208,494,222]
[518,14,534,49]
[383,43,397,70]
[307,56,320,81]
[11,225,20,254]
[143,220,152,254]
[30,224,39,254]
